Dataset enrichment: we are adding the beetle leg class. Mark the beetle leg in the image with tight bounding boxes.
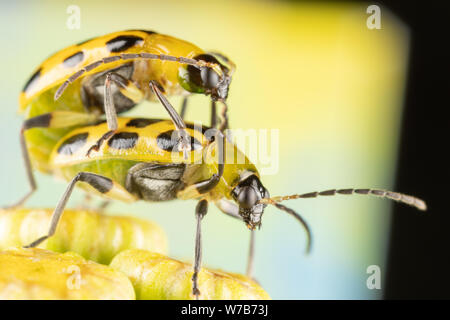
[149,80,191,159]
[215,199,256,278]
[23,172,135,248]
[177,129,225,200]
[87,72,144,156]
[192,129,225,194]
[210,100,217,128]
[3,127,37,209]
[192,199,208,299]
[86,130,115,156]
[218,100,229,132]
[206,51,232,131]
[3,112,97,209]
[104,72,144,130]
[180,96,188,120]
[247,230,256,278]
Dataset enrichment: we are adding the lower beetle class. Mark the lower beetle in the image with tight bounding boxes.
[24,113,427,299]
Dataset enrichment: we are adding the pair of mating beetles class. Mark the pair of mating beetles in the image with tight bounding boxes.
[7,30,426,298]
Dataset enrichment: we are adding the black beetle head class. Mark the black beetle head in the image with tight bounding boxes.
[179,54,231,101]
[231,174,270,230]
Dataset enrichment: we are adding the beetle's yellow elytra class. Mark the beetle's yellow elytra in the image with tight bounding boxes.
[19,30,206,110]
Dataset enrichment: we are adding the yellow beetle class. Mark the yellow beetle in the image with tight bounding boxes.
[12,29,233,208]
[23,113,427,299]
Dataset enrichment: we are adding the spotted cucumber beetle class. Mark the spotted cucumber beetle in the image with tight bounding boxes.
[13,29,233,208]
[23,113,427,298]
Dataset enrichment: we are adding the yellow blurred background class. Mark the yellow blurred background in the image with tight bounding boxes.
[0,0,410,299]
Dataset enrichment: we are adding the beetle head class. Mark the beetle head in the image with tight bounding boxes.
[179,53,231,101]
[231,174,270,230]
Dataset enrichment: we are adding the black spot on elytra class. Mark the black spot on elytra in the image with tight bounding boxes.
[185,123,211,136]
[23,68,42,92]
[106,35,144,53]
[88,119,107,127]
[107,132,138,149]
[185,123,215,142]
[126,118,162,128]
[57,133,88,155]
[63,51,84,68]
[156,130,203,152]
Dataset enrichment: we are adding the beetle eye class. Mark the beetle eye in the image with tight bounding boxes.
[200,68,220,89]
[237,187,258,209]
[186,54,222,90]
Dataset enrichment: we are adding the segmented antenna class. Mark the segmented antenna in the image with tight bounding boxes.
[271,202,312,254]
[54,53,223,101]
[260,188,427,211]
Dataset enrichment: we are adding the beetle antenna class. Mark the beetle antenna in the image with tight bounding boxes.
[54,53,223,101]
[264,199,312,254]
[260,188,427,211]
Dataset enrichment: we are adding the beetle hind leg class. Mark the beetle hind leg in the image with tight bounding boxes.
[3,112,98,209]
[24,172,135,248]
[3,127,37,209]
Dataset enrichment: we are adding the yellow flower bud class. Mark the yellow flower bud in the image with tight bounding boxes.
[0,208,167,264]
[110,249,271,300]
[0,247,135,300]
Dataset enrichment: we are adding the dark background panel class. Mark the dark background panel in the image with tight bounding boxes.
[380,1,449,299]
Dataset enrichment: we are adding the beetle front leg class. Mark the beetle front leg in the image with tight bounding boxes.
[192,199,208,299]
[176,130,225,201]
[218,100,229,132]
[178,129,225,199]
[210,100,217,128]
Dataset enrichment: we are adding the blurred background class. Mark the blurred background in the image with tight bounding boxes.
[0,0,446,299]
